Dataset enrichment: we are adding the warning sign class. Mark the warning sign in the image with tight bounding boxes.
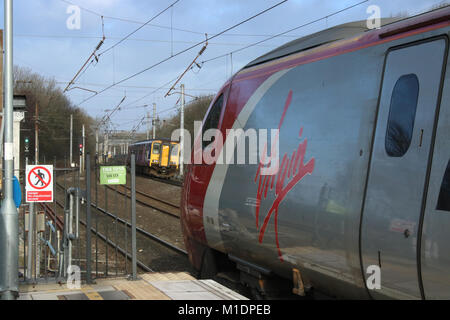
[26,165,53,203]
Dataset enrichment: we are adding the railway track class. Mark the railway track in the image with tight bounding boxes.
[55,182,187,257]
[105,184,180,219]
[115,160,183,187]
[150,176,182,187]
[39,203,64,231]
[43,201,154,272]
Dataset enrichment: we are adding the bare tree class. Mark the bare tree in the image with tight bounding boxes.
[14,66,96,166]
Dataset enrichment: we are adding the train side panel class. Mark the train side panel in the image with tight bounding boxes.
[182,9,450,299]
[204,46,384,299]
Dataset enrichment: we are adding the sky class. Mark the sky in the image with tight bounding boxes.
[0,0,448,132]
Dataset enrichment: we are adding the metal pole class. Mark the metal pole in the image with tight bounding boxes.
[104,133,108,164]
[153,103,156,139]
[86,154,92,283]
[34,102,41,279]
[67,193,73,275]
[95,155,98,278]
[104,184,108,277]
[179,84,185,176]
[70,114,73,166]
[0,0,19,300]
[35,102,39,165]
[26,159,34,282]
[23,157,28,279]
[131,153,137,280]
[95,129,99,159]
[114,186,118,276]
[146,112,150,140]
[35,207,40,280]
[81,125,85,174]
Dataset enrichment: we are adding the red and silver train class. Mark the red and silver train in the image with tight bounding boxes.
[181,7,450,299]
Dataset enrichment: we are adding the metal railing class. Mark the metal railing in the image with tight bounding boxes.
[18,153,138,286]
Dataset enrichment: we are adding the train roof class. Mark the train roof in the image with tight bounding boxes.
[244,18,400,69]
[130,139,178,146]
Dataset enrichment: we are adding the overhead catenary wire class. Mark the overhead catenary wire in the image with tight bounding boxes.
[63,0,180,95]
[128,116,147,138]
[14,33,280,48]
[98,0,181,57]
[201,0,370,64]
[99,95,127,128]
[75,0,289,106]
[114,96,199,133]
[165,34,209,97]
[120,75,181,110]
[120,0,370,132]
[58,0,301,38]
[63,37,105,92]
[123,98,183,134]
[67,59,95,86]
[54,80,215,91]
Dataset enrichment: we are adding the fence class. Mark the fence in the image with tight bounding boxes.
[18,154,138,285]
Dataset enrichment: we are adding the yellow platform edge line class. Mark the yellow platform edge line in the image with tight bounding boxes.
[81,286,104,300]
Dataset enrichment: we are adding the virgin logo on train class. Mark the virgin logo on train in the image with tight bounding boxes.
[254,90,315,262]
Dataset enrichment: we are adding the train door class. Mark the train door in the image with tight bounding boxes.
[420,39,449,299]
[151,142,161,166]
[145,143,151,164]
[361,38,447,299]
[160,143,171,168]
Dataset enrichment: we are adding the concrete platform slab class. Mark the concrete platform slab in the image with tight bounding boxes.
[18,272,248,300]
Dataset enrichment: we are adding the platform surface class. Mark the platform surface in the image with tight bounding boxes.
[18,272,248,300]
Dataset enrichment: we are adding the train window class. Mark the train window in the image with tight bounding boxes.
[385,74,419,157]
[153,143,161,155]
[437,160,450,212]
[203,94,224,149]
[171,144,179,156]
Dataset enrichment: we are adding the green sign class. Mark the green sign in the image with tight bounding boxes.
[100,166,127,185]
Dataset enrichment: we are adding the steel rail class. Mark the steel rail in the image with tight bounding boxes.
[55,182,187,256]
[40,203,64,231]
[150,176,182,187]
[105,184,180,219]
[122,184,179,209]
[52,199,153,272]
[93,204,187,256]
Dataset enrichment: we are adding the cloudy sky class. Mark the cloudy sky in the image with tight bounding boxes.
[0,0,448,132]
